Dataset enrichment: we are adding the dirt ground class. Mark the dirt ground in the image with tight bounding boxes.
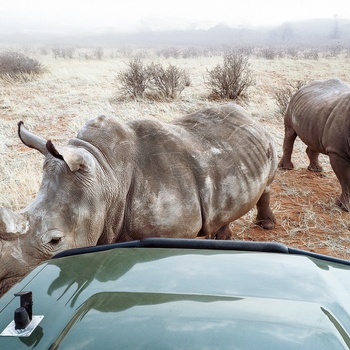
[231,166,350,260]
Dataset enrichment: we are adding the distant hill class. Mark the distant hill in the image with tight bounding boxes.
[0,18,349,48]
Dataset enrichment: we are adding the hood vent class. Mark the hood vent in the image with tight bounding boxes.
[0,291,44,337]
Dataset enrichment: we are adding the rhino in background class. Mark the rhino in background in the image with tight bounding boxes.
[278,78,350,211]
[0,104,277,296]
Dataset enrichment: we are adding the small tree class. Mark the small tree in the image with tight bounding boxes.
[273,80,306,118]
[149,63,188,99]
[117,57,151,99]
[206,52,255,100]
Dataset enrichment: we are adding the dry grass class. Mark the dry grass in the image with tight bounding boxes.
[1,49,350,258]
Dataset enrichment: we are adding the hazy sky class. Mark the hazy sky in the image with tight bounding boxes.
[1,0,349,33]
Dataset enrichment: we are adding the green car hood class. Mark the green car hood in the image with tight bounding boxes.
[1,242,350,349]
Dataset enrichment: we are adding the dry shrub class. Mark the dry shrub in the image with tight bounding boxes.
[117,58,189,100]
[52,47,76,59]
[273,80,307,118]
[206,51,255,100]
[0,51,44,82]
[117,57,151,99]
[287,47,299,58]
[303,49,319,60]
[149,63,189,99]
[260,47,278,60]
[156,47,181,59]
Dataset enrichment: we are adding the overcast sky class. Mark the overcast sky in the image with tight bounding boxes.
[1,0,349,33]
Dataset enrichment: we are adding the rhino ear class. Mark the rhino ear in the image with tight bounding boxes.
[46,141,86,172]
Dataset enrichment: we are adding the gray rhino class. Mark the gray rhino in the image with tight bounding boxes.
[278,78,350,210]
[0,104,277,296]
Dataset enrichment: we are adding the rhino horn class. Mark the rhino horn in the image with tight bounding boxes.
[0,207,29,235]
[18,121,48,155]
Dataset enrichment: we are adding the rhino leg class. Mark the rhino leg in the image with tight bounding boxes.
[278,126,297,170]
[329,154,350,211]
[306,147,323,172]
[206,224,233,240]
[255,190,276,230]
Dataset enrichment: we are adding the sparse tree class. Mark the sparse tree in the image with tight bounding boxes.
[273,80,306,117]
[117,57,151,99]
[149,63,188,99]
[330,15,340,40]
[206,51,255,100]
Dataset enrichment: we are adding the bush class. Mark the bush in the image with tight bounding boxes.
[148,63,188,99]
[93,48,104,60]
[273,80,306,117]
[286,47,299,58]
[117,57,151,99]
[303,49,319,60]
[206,52,255,100]
[117,58,190,100]
[52,47,76,59]
[0,51,44,82]
[260,47,278,60]
[157,47,181,59]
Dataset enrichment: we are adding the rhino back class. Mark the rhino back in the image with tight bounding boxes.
[123,104,276,238]
[76,115,135,167]
[286,78,350,155]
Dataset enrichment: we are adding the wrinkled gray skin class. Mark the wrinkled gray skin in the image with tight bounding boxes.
[279,78,350,211]
[0,104,277,295]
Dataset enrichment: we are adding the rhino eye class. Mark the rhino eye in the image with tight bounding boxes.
[49,237,62,245]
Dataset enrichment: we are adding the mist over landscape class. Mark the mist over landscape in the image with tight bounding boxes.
[0,0,349,49]
[0,18,350,48]
[0,17,349,49]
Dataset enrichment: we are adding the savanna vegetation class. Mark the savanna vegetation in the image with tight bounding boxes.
[1,42,350,258]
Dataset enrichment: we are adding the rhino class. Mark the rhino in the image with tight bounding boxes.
[278,78,350,210]
[0,103,277,296]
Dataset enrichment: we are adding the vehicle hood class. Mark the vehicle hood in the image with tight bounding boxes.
[1,245,350,349]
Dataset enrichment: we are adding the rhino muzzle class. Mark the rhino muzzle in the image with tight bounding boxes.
[0,208,29,235]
